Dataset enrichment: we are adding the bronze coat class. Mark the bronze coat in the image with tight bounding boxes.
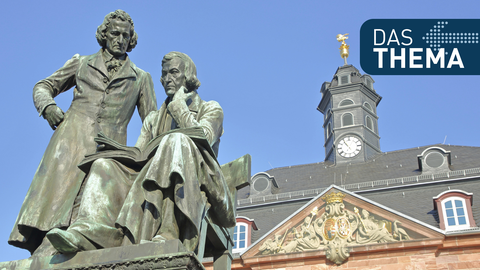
[116,94,235,250]
[9,50,157,253]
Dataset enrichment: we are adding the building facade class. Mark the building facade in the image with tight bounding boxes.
[204,64,480,269]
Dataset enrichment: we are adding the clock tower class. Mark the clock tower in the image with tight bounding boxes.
[317,35,382,164]
[317,65,382,164]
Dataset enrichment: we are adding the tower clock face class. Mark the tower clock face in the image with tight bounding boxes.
[337,136,362,158]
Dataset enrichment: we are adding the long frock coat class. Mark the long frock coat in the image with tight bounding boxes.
[9,50,157,253]
[116,95,236,251]
[64,94,235,252]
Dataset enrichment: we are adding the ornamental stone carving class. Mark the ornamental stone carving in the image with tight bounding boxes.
[256,192,411,265]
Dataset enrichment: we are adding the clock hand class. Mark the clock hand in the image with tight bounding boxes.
[347,141,353,151]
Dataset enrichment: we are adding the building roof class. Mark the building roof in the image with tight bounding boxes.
[238,144,480,199]
[236,144,480,242]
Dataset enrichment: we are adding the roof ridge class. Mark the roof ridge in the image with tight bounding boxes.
[263,143,480,173]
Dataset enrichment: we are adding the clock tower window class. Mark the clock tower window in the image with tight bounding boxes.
[364,102,373,112]
[339,99,354,107]
[366,116,374,131]
[342,113,354,127]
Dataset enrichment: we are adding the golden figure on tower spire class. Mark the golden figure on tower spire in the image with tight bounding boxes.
[336,33,349,65]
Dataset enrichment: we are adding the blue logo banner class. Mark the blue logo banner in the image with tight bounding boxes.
[360,19,480,75]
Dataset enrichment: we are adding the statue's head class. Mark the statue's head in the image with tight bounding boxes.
[304,216,311,225]
[361,209,370,219]
[274,234,282,242]
[161,52,201,97]
[96,10,138,56]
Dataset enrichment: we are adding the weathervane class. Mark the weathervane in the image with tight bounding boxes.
[336,33,349,65]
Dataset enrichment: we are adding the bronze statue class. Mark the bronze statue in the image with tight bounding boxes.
[9,10,157,256]
[46,52,235,254]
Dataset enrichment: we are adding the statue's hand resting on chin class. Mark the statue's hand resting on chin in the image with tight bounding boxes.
[172,86,195,102]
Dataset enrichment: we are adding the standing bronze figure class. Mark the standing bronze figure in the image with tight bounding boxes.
[9,10,157,255]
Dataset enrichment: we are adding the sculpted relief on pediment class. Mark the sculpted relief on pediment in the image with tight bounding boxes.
[255,191,420,265]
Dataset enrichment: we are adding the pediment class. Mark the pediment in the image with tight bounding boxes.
[242,185,444,264]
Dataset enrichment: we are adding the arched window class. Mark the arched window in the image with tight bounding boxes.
[364,102,373,112]
[366,116,374,131]
[232,217,259,253]
[433,190,475,231]
[342,113,353,127]
[325,109,332,120]
[233,223,247,250]
[339,99,354,107]
[442,198,469,229]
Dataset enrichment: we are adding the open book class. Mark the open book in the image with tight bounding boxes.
[78,127,212,173]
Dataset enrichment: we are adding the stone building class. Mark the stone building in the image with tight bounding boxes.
[204,64,480,269]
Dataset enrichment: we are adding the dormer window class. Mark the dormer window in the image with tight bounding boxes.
[366,79,373,89]
[433,190,476,231]
[417,147,452,174]
[233,223,247,251]
[340,75,349,85]
[362,75,375,90]
[250,172,278,197]
[443,198,468,228]
[232,217,258,253]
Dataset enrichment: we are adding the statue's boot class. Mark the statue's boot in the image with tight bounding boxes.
[46,228,96,253]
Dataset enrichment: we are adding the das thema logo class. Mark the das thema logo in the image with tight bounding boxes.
[360,19,480,75]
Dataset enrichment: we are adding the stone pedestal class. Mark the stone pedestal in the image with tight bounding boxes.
[0,240,205,270]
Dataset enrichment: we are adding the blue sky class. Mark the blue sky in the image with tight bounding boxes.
[1,0,479,261]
